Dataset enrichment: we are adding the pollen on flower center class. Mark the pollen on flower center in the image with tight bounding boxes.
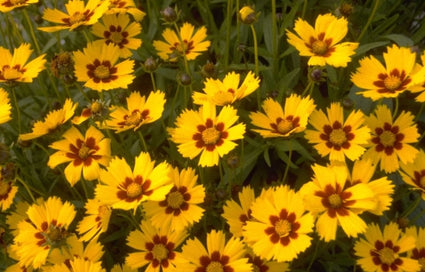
[69,11,86,24]
[94,65,110,79]
[90,101,103,114]
[206,261,224,272]
[78,144,91,160]
[277,119,293,134]
[384,75,402,91]
[167,191,184,209]
[45,225,67,246]
[152,244,169,261]
[110,32,124,44]
[379,130,396,147]
[378,247,396,265]
[202,127,221,145]
[0,181,10,196]
[329,128,347,146]
[3,67,22,80]
[275,219,291,237]
[328,193,342,208]
[126,182,142,199]
[311,40,328,55]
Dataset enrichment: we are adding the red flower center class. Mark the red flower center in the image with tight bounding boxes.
[66,137,101,167]
[196,251,233,272]
[86,59,118,83]
[320,121,354,150]
[0,180,12,200]
[370,240,403,272]
[271,115,300,135]
[159,186,191,216]
[414,170,425,189]
[264,209,300,246]
[118,109,150,128]
[116,175,153,202]
[193,119,228,151]
[372,122,404,155]
[315,183,355,218]
[62,9,94,26]
[104,25,129,48]
[145,235,176,268]
[308,33,335,56]
[373,69,411,94]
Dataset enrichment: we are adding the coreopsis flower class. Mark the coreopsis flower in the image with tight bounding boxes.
[415,51,425,102]
[72,99,109,125]
[73,42,135,91]
[0,0,38,12]
[400,149,425,200]
[168,102,246,167]
[13,196,76,269]
[304,102,371,162]
[105,90,166,133]
[286,13,358,67]
[351,44,425,101]
[95,151,172,211]
[153,22,210,62]
[6,200,32,236]
[0,43,46,83]
[243,185,314,262]
[92,13,142,58]
[143,167,205,232]
[0,88,11,125]
[239,6,257,24]
[47,126,111,186]
[354,222,420,272]
[363,104,420,173]
[347,159,394,216]
[126,220,187,271]
[176,229,252,272]
[300,164,376,241]
[192,71,260,106]
[111,263,137,272]
[77,198,112,241]
[43,257,105,272]
[249,94,316,138]
[0,169,18,211]
[106,0,145,21]
[222,186,255,237]
[245,251,289,272]
[18,98,78,141]
[406,226,425,272]
[38,0,110,32]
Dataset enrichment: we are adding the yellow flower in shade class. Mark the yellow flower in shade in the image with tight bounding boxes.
[351,44,425,101]
[249,94,316,138]
[414,51,425,102]
[153,22,210,62]
[126,220,187,271]
[354,222,420,272]
[176,229,252,272]
[169,102,246,167]
[0,88,12,124]
[77,198,112,241]
[143,167,205,232]
[43,257,105,272]
[19,98,78,141]
[400,149,425,200]
[6,200,32,236]
[286,13,358,67]
[72,99,109,125]
[47,126,111,186]
[406,226,425,271]
[0,43,46,83]
[95,151,172,211]
[73,42,135,91]
[105,90,166,133]
[300,164,376,241]
[0,171,18,212]
[13,196,76,269]
[0,0,38,13]
[243,185,314,262]
[192,71,260,106]
[222,186,255,237]
[245,250,289,272]
[38,0,110,32]
[363,105,420,173]
[92,13,142,58]
[346,159,394,216]
[304,102,371,162]
[111,263,137,272]
[106,0,146,21]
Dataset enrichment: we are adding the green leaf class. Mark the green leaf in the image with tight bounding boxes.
[383,34,414,47]
[354,41,389,57]
[263,148,271,167]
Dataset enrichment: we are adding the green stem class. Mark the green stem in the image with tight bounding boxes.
[149,72,157,91]
[301,0,308,19]
[11,87,21,134]
[356,0,380,42]
[282,144,292,184]
[415,103,425,122]
[138,130,148,152]
[401,192,421,218]
[392,97,399,119]
[15,176,36,203]
[23,9,41,54]
[302,81,313,96]
[224,0,233,70]
[271,0,278,75]
[307,238,321,271]
[250,24,260,108]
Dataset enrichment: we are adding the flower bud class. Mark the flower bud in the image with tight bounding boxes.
[161,6,178,23]
[178,72,192,86]
[239,6,257,24]
[143,57,158,73]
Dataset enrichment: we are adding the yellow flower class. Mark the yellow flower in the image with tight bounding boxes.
[406,226,425,271]
[192,71,260,106]
[48,126,111,186]
[0,43,46,83]
[168,102,246,167]
[0,169,18,212]
[153,22,210,62]
[245,250,289,272]
[400,149,425,200]
[243,185,314,262]
[363,104,420,173]
[354,222,420,272]
[92,13,142,58]
[19,98,78,141]
[304,102,371,162]
[95,151,172,211]
[250,94,316,138]
[73,42,135,91]
[286,13,358,67]
[176,229,252,272]
[300,164,376,241]
[105,90,166,133]
[0,87,11,125]
[72,99,109,125]
[0,0,38,12]
[239,6,257,24]
[143,166,205,232]
[38,0,110,32]
[106,0,145,21]
[13,196,76,269]
[43,257,106,272]
[125,220,187,271]
[77,198,112,241]
[351,44,425,101]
